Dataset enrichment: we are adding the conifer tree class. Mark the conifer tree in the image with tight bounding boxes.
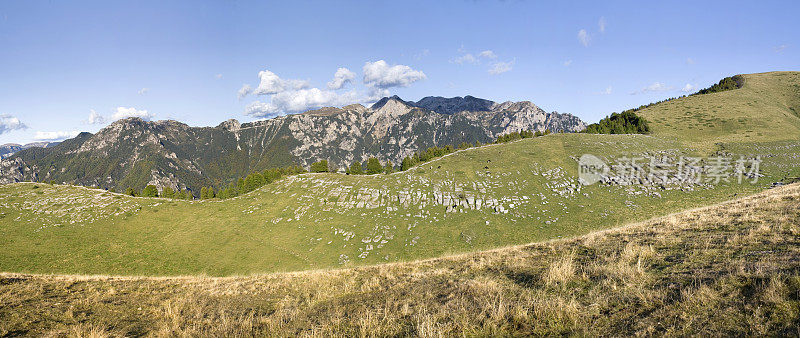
[161,186,175,199]
[348,161,363,175]
[366,157,383,175]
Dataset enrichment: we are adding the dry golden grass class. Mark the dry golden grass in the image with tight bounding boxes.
[2,184,800,336]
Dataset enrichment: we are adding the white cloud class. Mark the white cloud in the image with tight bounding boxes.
[453,49,498,65]
[86,109,106,124]
[111,107,154,120]
[598,17,606,33]
[686,57,696,65]
[644,82,670,91]
[563,59,573,67]
[363,60,426,89]
[0,114,27,135]
[254,70,310,95]
[578,29,590,47]
[366,88,391,103]
[245,88,359,119]
[479,50,497,59]
[244,101,279,119]
[237,84,253,100]
[138,87,149,95]
[452,53,478,65]
[34,130,80,141]
[327,67,356,90]
[681,83,698,93]
[631,82,675,95]
[414,49,430,60]
[242,62,425,119]
[488,60,514,75]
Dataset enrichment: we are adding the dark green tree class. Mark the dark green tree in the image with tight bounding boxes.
[310,160,330,173]
[161,186,175,199]
[348,161,363,175]
[177,189,192,200]
[141,185,159,197]
[583,111,650,134]
[365,157,383,175]
[125,187,138,197]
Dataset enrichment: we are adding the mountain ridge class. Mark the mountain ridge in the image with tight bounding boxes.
[0,95,586,195]
[0,141,57,159]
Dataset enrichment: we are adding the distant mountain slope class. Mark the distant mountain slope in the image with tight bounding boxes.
[0,142,56,159]
[412,95,495,114]
[0,96,586,194]
[636,71,800,151]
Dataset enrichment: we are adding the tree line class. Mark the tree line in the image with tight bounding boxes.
[124,185,193,199]
[122,165,306,200]
[494,129,551,143]
[582,111,651,134]
[692,75,744,95]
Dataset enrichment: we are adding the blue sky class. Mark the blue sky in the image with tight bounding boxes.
[0,0,797,144]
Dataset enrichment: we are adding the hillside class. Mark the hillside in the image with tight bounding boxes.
[636,71,800,151]
[0,141,56,159]
[0,96,585,195]
[2,182,798,336]
[2,131,798,276]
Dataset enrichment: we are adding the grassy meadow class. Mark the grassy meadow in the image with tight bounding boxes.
[2,182,798,336]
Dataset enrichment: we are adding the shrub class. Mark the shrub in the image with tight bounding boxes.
[125,187,138,197]
[310,160,330,173]
[141,185,159,197]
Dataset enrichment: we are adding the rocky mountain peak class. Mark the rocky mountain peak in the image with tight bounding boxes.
[371,96,414,117]
[370,95,408,110]
[218,119,242,131]
[413,95,495,114]
[111,117,147,127]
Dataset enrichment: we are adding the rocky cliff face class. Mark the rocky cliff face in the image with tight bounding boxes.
[0,96,585,194]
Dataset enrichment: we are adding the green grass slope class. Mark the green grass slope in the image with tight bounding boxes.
[2,132,797,276]
[637,71,800,151]
[2,182,798,336]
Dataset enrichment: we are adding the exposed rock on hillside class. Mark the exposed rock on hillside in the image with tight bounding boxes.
[0,95,585,194]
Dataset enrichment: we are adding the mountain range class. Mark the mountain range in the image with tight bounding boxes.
[0,142,57,159]
[0,95,585,195]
